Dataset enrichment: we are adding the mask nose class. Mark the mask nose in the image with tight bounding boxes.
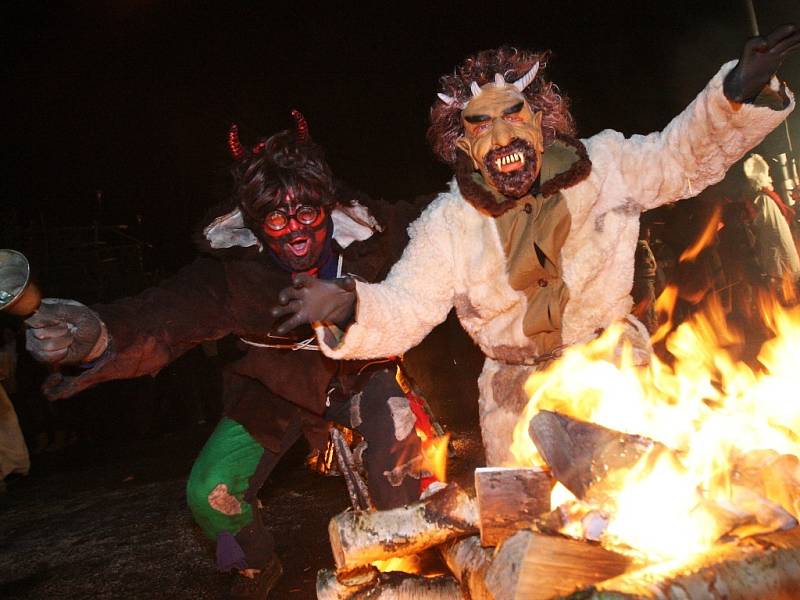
[491,118,513,147]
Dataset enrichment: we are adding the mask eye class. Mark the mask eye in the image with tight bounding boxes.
[264,211,288,231]
[295,205,320,225]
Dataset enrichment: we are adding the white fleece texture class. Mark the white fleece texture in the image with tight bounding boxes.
[317,62,794,464]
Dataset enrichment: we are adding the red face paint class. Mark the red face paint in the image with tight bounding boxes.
[262,194,328,271]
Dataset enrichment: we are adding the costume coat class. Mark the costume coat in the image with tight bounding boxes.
[58,196,426,453]
[316,61,795,465]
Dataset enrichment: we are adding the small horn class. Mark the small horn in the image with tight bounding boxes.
[291,109,310,142]
[228,124,245,161]
[512,61,540,92]
[437,93,466,109]
[470,81,483,97]
[494,73,506,87]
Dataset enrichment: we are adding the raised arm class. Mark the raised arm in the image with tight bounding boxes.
[273,198,458,360]
[583,25,797,216]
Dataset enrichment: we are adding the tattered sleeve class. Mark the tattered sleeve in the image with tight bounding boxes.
[69,257,236,390]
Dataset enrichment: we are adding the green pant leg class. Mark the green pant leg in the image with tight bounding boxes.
[186,417,264,540]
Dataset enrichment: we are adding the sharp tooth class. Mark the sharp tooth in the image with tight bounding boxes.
[515,153,521,162]
[495,158,502,169]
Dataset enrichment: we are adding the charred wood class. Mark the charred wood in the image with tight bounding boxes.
[528,409,659,499]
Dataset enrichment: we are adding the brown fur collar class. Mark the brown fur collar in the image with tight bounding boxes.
[455,133,592,217]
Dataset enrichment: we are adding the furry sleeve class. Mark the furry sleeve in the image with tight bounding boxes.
[579,60,794,217]
[316,197,457,360]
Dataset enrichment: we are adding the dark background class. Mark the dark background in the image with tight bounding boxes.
[3,1,799,271]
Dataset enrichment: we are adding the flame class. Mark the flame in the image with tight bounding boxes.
[510,290,800,562]
[373,556,422,574]
[678,205,722,263]
[419,432,450,483]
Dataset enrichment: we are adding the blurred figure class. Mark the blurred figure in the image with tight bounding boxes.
[742,153,800,297]
[632,225,658,333]
[0,327,30,486]
[717,200,759,327]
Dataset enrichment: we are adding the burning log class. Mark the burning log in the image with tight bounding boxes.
[483,529,632,600]
[328,483,478,571]
[474,466,554,546]
[528,409,658,498]
[316,568,461,599]
[570,527,800,599]
[439,535,494,600]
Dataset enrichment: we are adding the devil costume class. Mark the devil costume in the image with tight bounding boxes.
[308,59,794,466]
[25,119,430,589]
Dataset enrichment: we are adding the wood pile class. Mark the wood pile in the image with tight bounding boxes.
[315,411,800,599]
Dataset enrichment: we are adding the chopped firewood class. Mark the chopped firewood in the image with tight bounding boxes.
[439,535,494,600]
[474,466,554,546]
[569,526,800,599]
[331,427,373,511]
[316,568,462,599]
[528,409,658,499]
[734,450,800,521]
[483,529,632,600]
[328,483,478,571]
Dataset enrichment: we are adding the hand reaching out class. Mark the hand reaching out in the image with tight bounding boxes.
[724,24,800,103]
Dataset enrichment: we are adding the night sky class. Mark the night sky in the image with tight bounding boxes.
[4,1,799,267]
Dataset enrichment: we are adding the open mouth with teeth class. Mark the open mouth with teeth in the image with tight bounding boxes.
[494,151,525,173]
[286,236,311,257]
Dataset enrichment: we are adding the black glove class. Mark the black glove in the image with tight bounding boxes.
[25,298,106,365]
[724,24,800,103]
[271,274,356,335]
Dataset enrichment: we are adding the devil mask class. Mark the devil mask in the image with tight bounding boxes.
[456,84,545,199]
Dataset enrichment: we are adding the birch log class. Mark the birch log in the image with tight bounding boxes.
[483,529,631,600]
[439,535,494,600]
[316,568,462,600]
[328,483,478,571]
[567,527,800,600]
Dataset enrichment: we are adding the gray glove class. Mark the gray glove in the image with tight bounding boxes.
[271,274,356,335]
[25,299,108,366]
[723,24,799,103]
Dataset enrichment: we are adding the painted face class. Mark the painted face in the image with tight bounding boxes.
[456,85,545,198]
[262,192,329,271]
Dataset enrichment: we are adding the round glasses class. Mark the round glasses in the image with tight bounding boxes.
[263,205,320,231]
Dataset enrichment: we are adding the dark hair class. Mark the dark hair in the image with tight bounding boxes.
[427,46,576,164]
[234,130,336,224]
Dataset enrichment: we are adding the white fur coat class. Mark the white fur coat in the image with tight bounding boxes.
[317,61,794,464]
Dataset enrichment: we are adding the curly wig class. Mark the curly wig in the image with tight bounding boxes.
[427,47,577,165]
[234,129,337,224]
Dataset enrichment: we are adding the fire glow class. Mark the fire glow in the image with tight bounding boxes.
[511,292,800,563]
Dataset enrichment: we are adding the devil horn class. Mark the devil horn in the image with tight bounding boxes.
[494,73,506,87]
[228,124,246,161]
[513,61,540,92]
[470,81,483,97]
[437,93,466,109]
[291,109,310,142]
